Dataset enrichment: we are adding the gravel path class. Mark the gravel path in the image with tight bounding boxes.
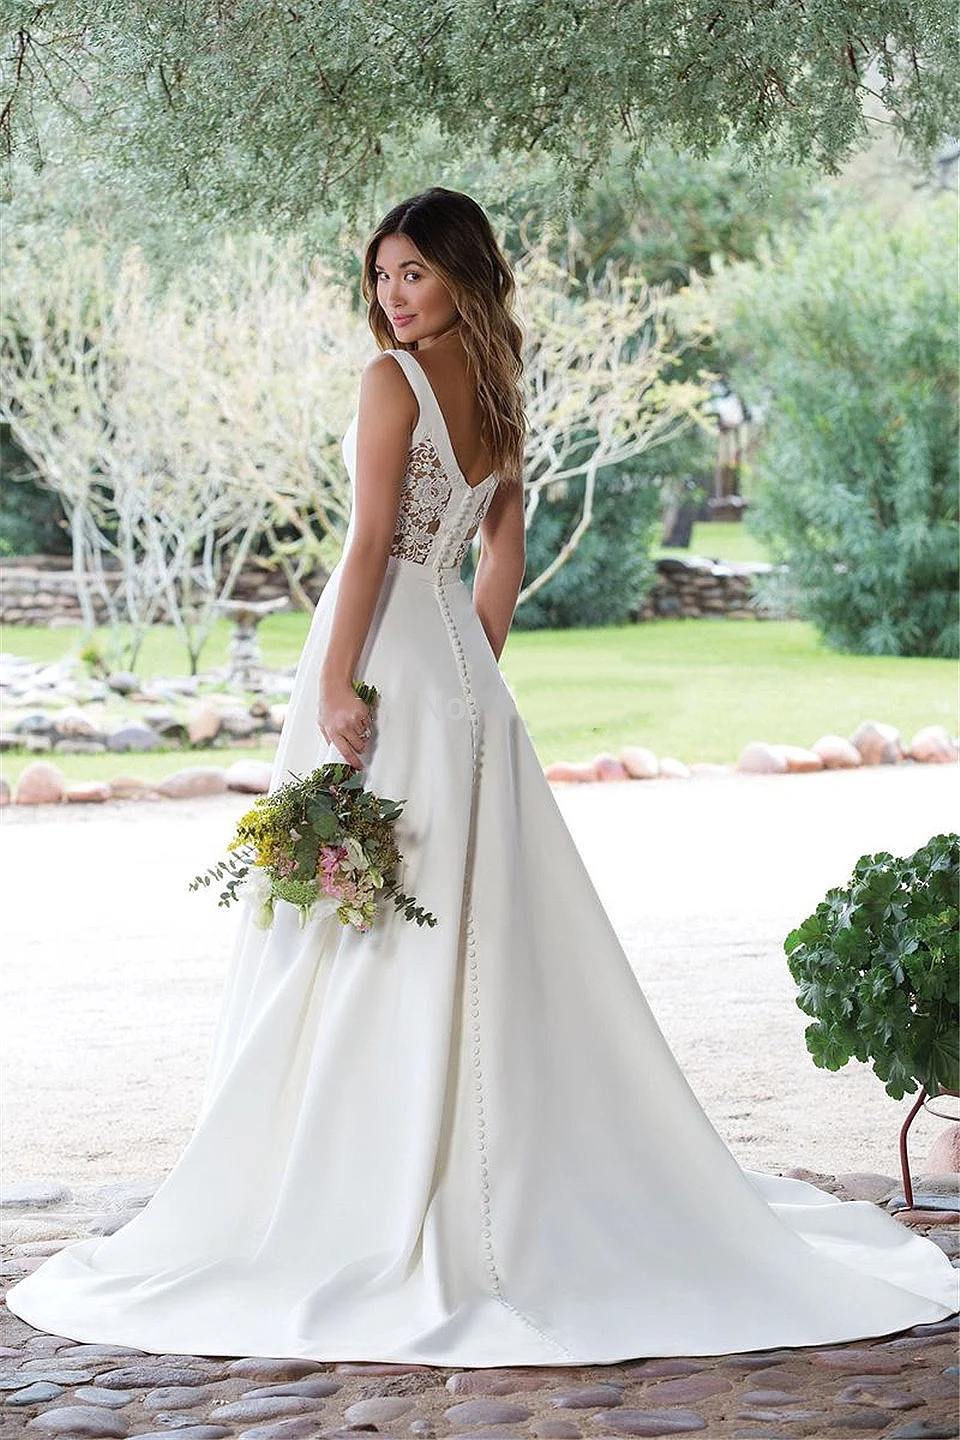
[1,763,957,1187]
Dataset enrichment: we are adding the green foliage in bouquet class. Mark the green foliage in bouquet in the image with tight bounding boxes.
[190,681,437,933]
[784,833,959,1102]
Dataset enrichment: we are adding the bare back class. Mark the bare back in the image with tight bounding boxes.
[410,336,493,490]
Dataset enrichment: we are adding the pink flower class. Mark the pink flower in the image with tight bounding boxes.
[318,844,347,879]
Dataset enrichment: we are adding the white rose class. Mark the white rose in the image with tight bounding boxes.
[343,835,369,870]
[238,868,273,906]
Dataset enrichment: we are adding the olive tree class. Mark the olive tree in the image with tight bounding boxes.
[2,2,955,227]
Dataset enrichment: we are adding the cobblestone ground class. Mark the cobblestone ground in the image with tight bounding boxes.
[2,1182,957,1438]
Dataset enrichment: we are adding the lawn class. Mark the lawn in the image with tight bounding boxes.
[652,521,772,565]
[2,613,955,785]
[503,619,956,765]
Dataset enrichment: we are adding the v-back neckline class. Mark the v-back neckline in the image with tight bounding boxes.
[403,352,497,492]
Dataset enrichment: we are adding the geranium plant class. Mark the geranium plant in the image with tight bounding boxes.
[784,832,959,1101]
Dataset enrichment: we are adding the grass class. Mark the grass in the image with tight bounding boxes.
[0,744,281,789]
[3,616,304,678]
[2,614,956,784]
[652,521,772,565]
[502,620,957,765]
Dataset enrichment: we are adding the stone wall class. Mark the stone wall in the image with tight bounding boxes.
[1,552,786,627]
[0,556,104,627]
[0,555,325,626]
[635,555,789,621]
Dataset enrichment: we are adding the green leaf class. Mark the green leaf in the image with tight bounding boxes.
[786,832,959,1098]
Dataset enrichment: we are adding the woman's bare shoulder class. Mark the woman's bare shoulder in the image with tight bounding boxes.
[359,351,417,425]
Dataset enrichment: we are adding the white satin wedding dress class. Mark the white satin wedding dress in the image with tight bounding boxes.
[7,349,958,1364]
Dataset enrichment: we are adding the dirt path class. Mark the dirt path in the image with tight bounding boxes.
[1,763,956,1187]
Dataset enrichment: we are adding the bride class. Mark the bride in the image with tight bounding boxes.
[6,186,957,1365]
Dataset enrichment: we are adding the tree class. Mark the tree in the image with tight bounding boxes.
[2,239,267,666]
[682,200,958,658]
[515,246,707,607]
[2,2,956,227]
[3,225,706,652]
[1,234,368,667]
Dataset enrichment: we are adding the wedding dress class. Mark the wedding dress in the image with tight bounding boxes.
[7,349,957,1365]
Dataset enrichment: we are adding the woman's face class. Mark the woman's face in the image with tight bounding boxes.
[374,233,459,347]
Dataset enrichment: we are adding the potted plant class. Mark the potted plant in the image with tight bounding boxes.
[784,832,959,1205]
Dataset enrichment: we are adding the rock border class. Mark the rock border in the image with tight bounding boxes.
[6,760,274,807]
[545,721,957,784]
[2,720,956,807]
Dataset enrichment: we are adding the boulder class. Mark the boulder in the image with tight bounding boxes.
[266,703,289,732]
[909,724,956,764]
[66,781,112,804]
[771,743,824,774]
[592,752,629,782]
[925,1125,960,1174]
[24,734,54,752]
[219,708,260,738]
[811,734,862,769]
[0,776,9,805]
[143,710,189,742]
[783,1166,842,1194]
[106,670,141,695]
[544,761,596,783]
[107,775,161,801]
[14,761,67,805]
[618,745,659,780]
[16,711,55,736]
[106,723,163,753]
[157,766,228,799]
[832,1172,899,1203]
[54,738,107,755]
[850,719,903,765]
[658,756,691,779]
[55,707,102,739]
[895,1207,960,1226]
[187,700,222,745]
[225,760,273,794]
[736,741,787,775]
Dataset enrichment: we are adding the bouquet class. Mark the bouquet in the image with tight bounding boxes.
[190,684,436,934]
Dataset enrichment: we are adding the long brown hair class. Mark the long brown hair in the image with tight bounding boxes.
[361,188,526,486]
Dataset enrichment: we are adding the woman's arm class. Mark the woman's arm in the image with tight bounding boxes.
[318,356,416,767]
[472,480,526,662]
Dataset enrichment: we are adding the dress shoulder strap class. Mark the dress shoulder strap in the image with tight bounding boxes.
[385,349,431,433]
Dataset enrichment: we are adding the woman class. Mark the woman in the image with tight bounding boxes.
[7,187,957,1365]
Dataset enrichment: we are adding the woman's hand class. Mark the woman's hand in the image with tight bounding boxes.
[318,679,372,769]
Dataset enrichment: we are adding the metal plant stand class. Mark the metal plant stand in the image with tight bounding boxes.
[898,1086,960,1210]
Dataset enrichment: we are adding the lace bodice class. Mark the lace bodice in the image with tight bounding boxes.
[341,349,499,572]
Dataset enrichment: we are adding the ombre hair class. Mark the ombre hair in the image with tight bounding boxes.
[361,188,526,486]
